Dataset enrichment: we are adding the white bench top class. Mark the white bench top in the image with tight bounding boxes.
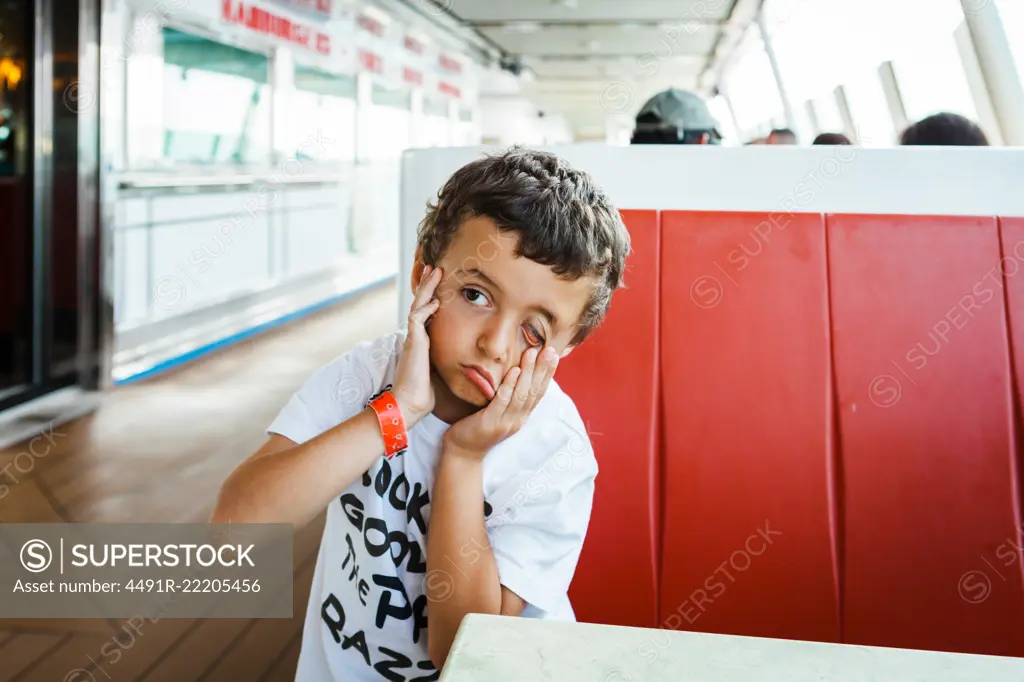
[439,614,1024,681]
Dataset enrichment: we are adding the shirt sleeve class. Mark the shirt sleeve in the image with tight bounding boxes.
[485,429,598,616]
[266,333,397,445]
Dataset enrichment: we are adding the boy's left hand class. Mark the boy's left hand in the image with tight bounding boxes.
[443,346,560,461]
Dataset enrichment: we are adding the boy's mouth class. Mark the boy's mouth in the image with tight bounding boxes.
[461,364,496,400]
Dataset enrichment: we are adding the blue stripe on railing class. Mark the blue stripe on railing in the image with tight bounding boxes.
[114,274,396,386]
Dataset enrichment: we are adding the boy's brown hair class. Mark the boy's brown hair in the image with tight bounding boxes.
[416,147,631,345]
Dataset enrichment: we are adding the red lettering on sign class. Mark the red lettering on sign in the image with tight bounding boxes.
[358,15,385,36]
[404,36,423,54]
[438,82,461,98]
[316,33,330,55]
[246,7,262,30]
[438,55,461,74]
[359,50,384,74]
[221,0,329,56]
[403,67,423,85]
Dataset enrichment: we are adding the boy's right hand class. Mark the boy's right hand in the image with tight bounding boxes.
[393,265,442,426]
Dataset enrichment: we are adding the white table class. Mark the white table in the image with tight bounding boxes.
[439,614,1024,681]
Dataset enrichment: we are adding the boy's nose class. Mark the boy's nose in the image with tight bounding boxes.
[477,319,513,364]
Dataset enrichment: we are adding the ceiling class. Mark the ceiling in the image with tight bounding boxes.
[414,0,763,138]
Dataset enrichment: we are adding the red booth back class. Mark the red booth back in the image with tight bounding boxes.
[563,210,1024,658]
[558,210,660,628]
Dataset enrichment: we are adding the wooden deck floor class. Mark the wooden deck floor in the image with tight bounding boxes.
[0,284,397,682]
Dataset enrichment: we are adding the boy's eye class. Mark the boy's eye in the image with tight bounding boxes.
[523,324,545,347]
[462,288,489,306]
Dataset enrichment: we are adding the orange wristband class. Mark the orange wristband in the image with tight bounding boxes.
[369,389,408,459]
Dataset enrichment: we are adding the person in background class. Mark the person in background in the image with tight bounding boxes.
[899,112,989,146]
[812,132,852,145]
[767,128,798,145]
[630,88,723,145]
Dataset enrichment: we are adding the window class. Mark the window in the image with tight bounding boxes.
[133,28,272,168]
[810,93,845,136]
[276,64,356,162]
[893,33,979,124]
[704,95,737,144]
[722,29,784,139]
[764,0,966,102]
[455,106,480,146]
[358,82,412,161]
[417,97,451,148]
[761,0,969,142]
[843,69,897,146]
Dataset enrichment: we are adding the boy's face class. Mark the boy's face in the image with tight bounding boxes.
[412,216,595,414]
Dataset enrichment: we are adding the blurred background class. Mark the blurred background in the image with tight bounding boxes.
[1,0,1023,679]
[2,0,1022,426]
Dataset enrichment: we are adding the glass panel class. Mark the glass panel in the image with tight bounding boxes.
[812,93,845,133]
[371,82,411,109]
[455,106,478,146]
[707,95,739,145]
[423,98,448,118]
[417,97,450,148]
[294,64,357,99]
[765,0,966,104]
[359,82,412,160]
[893,33,979,124]
[0,0,33,400]
[722,30,784,139]
[277,64,356,162]
[419,115,450,148]
[137,28,271,167]
[844,69,897,146]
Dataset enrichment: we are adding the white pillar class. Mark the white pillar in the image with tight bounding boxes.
[877,60,909,141]
[448,99,460,147]
[833,85,858,144]
[355,73,372,163]
[352,73,375,254]
[410,87,424,147]
[756,8,799,140]
[804,100,820,137]
[270,48,294,163]
[954,20,1005,146]
[960,0,1024,145]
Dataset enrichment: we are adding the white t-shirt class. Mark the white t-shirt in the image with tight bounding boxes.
[266,329,598,682]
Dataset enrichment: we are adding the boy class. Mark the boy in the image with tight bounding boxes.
[211,148,631,681]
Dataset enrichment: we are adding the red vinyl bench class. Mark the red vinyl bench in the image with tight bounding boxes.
[564,209,1024,657]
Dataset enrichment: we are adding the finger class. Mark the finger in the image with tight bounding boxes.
[489,367,520,415]
[509,348,539,413]
[525,346,559,411]
[422,297,441,329]
[410,266,442,313]
[410,265,434,311]
[409,297,440,330]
